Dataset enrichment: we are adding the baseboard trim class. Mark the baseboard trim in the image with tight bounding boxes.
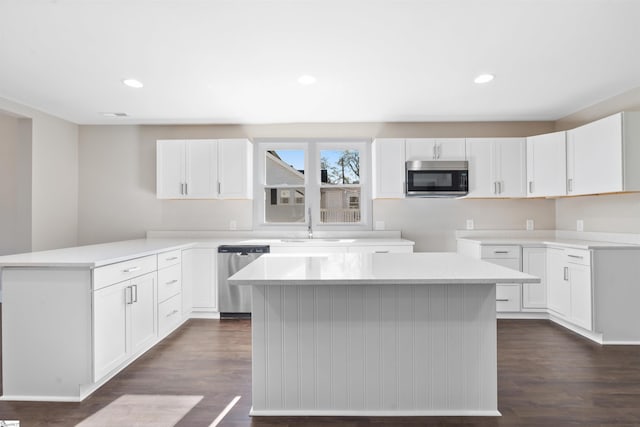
[249,407,502,417]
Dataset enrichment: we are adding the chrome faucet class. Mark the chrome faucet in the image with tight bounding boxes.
[307,207,313,239]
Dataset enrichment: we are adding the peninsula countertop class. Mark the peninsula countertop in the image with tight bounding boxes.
[228,252,540,286]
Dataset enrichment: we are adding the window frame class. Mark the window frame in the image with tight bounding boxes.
[253,138,371,231]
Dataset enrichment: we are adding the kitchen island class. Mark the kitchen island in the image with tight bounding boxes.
[229,252,539,417]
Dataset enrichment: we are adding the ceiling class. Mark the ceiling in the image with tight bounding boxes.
[1,0,640,125]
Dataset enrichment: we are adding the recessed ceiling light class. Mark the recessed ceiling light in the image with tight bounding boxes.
[122,78,144,88]
[474,74,494,84]
[297,75,317,85]
[101,112,128,117]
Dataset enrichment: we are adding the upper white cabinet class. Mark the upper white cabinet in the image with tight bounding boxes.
[405,138,466,161]
[566,112,640,196]
[465,138,526,198]
[526,131,567,197]
[372,138,405,199]
[157,138,252,199]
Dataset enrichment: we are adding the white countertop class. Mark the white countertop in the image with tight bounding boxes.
[456,237,639,249]
[0,237,414,268]
[228,252,539,286]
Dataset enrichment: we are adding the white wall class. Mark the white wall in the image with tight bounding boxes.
[0,113,32,255]
[77,121,555,247]
[0,98,78,252]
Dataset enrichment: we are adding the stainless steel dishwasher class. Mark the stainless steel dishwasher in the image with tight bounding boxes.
[217,244,270,318]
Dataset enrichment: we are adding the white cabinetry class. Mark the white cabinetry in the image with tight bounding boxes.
[405,138,466,160]
[348,245,413,253]
[157,249,183,335]
[182,248,218,317]
[477,245,522,312]
[566,112,640,195]
[465,138,526,198]
[546,247,592,330]
[157,138,252,199]
[93,271,157,381]
[526,131,567,197]
[522,247,547,309]
[372,138,405,199]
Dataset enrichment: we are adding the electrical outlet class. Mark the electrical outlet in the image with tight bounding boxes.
[466,219,474,230]
[577,219,584,232]
[375,221,385,230]
[229,220,237,230]
[526,219,534,231]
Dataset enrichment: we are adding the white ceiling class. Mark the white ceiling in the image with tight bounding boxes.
[1,0,640,125]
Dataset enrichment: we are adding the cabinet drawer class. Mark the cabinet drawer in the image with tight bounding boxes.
[159,293,182,335]
[94,255,157,290]
[481,245,520,259]
[158,263,182,303]
[565,248,590,266]
[158,249,182,269]
[496,284,521,312]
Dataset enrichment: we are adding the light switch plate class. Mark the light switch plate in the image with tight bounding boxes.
[577,219,584,232]
[466,219,474,230]
[526,219,534,231]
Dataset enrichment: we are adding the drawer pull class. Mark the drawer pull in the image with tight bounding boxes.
[496,298,510,302]
[166,309,179,318]
[493,251,509,254]
[165,256,179,261]
[568,255,584,259]
[166,280,179,285]
[374,251,390,253]
[123,266,141,273]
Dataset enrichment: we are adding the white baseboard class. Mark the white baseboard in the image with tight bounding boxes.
[249,408,501,417]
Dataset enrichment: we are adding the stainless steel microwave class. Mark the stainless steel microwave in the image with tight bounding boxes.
[405,160,469,197]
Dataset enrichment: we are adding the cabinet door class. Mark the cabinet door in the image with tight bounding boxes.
[465,139,494,197]
[157,140,186,199]
[185,139,218,198]
[566,113,623,195]
[219,139,253,199]
[495,139,526,197]
[569,263,592,330]
[372,138,405,198]
[129,272,157,355]
[547,248,570,317]
[405,138,436,160]
[526,132,567,197]
[93,281,128,380]
[522,247,547,309]
[435,138,466,160]
[184,248,217,312]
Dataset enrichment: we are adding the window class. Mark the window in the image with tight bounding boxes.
[254,140,370,229]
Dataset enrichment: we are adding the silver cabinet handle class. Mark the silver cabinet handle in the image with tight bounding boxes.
[374,250,390,253]
[123,266,140,273]
[563,266,569,281]
[493,250,509,254]
[568,254,584,259]
[493,182,498,195]
[432,144,437,160]
[132,284,138,303]
[498,181,503,194]
[166,309,179,318]
[529,181,534,194]
[125,286,133,305]
[185,182,188,195]
[437,144,441,159]
[567,178,573,192]
[165,256,179,261]
[166,279,179,285]
[218,182,221,194]
[496,298,510,302]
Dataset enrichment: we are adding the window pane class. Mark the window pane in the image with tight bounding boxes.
[266,150,305,185]
[320,149,360,184]
[265,187,305,223]
[320,187,361,223]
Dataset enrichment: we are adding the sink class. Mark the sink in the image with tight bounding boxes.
[279,239,355,243]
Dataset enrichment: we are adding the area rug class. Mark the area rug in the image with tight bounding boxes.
[76,394,203,427]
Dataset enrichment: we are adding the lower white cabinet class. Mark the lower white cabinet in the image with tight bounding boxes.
[496,284,521,312]
[348,245,413,253]
[522,247,547,309]
[547,247,592,330]
[93,272,157,381]
[182,248,218,316]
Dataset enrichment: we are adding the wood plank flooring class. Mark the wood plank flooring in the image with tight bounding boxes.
[2,317,640,426]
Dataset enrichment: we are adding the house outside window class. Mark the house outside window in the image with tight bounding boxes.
[254,140,370,230]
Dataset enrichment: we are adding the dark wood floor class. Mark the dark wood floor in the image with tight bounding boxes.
[1,317,640,426]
